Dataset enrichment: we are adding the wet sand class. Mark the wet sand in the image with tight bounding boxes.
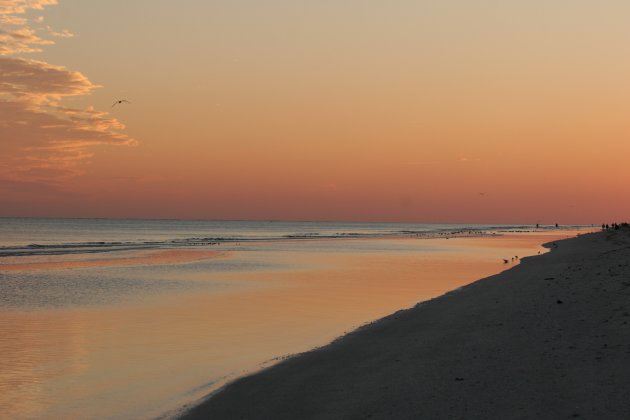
[182,228,630,419]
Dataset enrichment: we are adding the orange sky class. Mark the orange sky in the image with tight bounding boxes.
[1,1,629,223]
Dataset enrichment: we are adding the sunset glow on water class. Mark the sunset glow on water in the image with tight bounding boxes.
[0,0,623,418]
[0,219,590,418]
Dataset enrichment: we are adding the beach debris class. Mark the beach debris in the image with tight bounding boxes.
[503,259,509,264]
[544,277,555,280]
[455,377,465,381]
[557,299,564,304]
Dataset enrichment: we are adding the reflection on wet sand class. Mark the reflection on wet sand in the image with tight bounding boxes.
[0,311,91,419]
[0,232,585,419]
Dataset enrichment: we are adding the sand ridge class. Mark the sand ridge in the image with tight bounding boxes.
[181,228,630,419]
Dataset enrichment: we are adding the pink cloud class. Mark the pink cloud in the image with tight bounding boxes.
[457,154,481,162]
[0,0,135,192]
[0,57,95,98]
[0,99,133,185]
[0,25,53,54]
[46,26,73,38]
[0,1,58,54]
[0,0,58,16]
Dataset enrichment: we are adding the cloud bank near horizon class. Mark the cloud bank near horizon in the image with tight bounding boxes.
[0,0,134,191]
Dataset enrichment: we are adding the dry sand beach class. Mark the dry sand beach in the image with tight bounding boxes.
[182,227,630,419]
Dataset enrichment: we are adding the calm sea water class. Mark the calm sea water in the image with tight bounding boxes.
[0,218,541,252]
[0,218,591,419]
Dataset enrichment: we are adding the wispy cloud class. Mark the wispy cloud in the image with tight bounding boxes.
[0,0,134,190]
[0,1,59,53]
[0,24,53,54]
[457,154,481,162]
[0,57,95,98]
[0,0,58,15]
[45,26,73,38]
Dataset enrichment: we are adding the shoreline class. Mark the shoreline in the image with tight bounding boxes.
[180,228,630,419]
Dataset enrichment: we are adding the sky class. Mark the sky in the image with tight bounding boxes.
[1,0,629,223]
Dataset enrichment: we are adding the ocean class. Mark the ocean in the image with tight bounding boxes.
[0,218,537,253]
[0,218,590,418]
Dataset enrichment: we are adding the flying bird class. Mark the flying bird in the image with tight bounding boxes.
[112,99,131,107]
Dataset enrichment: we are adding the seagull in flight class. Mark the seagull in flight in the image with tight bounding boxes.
[112,99,131,107]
